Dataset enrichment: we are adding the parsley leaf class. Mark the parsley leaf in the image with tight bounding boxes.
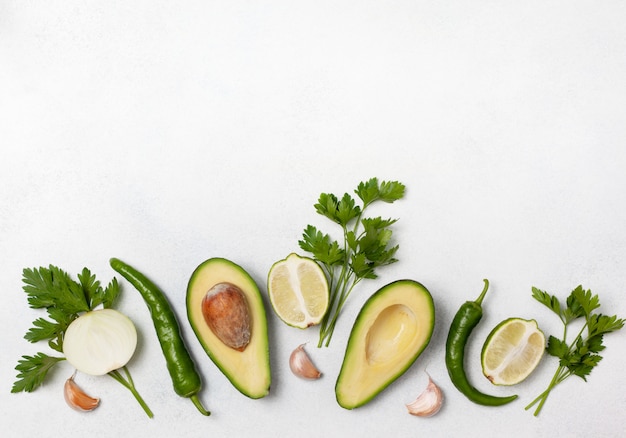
[531,287,563,320]
[101,277,120,309]
[78,267,101,308]
[589,314,624,337]
[355,178,381,205]
[336,193,360,225]
[23,265,90,315]
[526,285,624,416]
[571,285,600,318]
[298,225,345,267]
[546,335,568,359]
[355,177,405,206]
[24,317,62,344]
[378,179,406,203]
[314,193,342,224]
[361,216,399,230]
[11,353,64,393]
[586,334,605,353]
[22,267,58,309]
[350,252,375,279]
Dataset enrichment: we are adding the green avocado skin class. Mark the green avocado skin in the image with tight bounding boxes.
[335,279,435,409]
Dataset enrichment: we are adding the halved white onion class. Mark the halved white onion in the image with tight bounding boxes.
[63,308,138,376]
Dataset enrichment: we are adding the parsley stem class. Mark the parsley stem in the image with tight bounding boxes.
[568,322,589,352]
[317,267,342,347]
[318,274,348,347]
[320,277,360,347]
[526,318,580,416]
[108,366,153,418]
[318,220,363,347]
[525,364,572,416]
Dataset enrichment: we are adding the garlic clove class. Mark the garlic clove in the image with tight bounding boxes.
[64,374,100,412]
[289,343,322,380]
[406,374,443,417]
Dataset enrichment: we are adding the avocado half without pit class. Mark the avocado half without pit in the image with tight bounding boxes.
[186,257,271,399]
[335,279,435,409]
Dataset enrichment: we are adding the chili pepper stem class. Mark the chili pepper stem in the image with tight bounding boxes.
[474,279,490,305]
[190,394,211,416]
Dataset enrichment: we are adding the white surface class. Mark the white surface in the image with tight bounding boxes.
[2,1,626,437]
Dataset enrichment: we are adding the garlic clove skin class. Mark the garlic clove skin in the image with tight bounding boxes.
[289,344,322,380]
[64,374,100,412]
[406,374,443,417]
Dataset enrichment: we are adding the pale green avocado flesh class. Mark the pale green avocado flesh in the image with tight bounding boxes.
[335,279,435,409]
[186,257,271,399]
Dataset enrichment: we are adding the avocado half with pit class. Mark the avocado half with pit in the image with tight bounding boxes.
[335,279,435,409]
[186,257,271,399]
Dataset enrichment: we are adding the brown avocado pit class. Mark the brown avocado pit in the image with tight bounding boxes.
[201,282,251,352]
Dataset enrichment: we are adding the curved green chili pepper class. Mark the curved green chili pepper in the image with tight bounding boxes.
[110,258,210,416]
[445,279,518,406]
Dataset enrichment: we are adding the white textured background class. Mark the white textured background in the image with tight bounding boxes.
[2,1,625,437]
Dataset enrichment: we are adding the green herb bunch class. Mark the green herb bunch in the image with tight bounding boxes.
[298,177,406,347]
[12,265,152,417]
[526,285,624,416]
[12,265,120,393]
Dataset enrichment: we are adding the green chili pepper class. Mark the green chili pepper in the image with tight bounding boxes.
[110,258,210,416]
[445,279,518,406]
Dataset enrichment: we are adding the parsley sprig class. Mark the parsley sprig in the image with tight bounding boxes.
[298,178,405,347]
[12,265,120,393]
[525,285,624,416]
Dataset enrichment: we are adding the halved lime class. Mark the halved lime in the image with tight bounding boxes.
[267,253,329,329]
[481,317,545,386]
